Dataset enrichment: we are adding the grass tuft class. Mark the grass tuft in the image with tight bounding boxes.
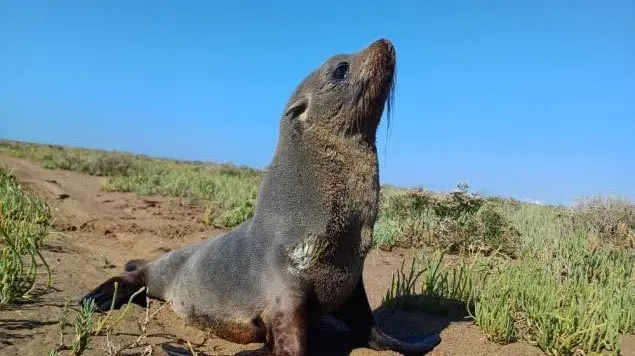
[0,164,53,307]
[71,299,96,355]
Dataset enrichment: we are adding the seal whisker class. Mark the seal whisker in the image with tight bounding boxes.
[383,65,396,156]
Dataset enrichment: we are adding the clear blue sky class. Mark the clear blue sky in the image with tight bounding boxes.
[1,1,633,205]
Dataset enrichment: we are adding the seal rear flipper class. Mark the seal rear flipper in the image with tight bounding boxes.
[368,326,441,355]
[80,271,147,312]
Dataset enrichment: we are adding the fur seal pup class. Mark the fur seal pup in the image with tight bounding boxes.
[81,38,441,355]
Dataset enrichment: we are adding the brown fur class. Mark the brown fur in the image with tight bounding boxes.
[187,310,266,345]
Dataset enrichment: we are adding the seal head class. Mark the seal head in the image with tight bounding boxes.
[283,38,395,142]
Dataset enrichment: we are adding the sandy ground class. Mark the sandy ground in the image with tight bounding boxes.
[1,155,622,356]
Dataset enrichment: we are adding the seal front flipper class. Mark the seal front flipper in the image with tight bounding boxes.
[80,270,147,312]
[332,277,440,355]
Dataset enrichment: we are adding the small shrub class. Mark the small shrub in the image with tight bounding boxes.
[374,185,520,256]
[573,195,635,250]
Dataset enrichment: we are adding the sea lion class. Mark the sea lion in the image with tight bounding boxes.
[81,38,441,356]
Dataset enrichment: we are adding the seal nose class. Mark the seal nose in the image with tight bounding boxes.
[370,38,395,55]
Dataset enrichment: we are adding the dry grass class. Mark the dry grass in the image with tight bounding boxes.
[49,283,171,355]
[572,195,635,250]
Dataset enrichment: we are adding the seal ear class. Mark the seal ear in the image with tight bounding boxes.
[284,97,309,122]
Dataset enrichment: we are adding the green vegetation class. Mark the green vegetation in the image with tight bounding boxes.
[0,164,53,306]
[0,140,262,228]
[2,139,634,355]
[383,196,635,355]
[71,299,97,355]
[49,299,97,356]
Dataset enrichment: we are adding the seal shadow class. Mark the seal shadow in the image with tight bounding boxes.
[372,293,471,337]
[305,298,466,356]
[219,295,464,356]
[162,294,466,355]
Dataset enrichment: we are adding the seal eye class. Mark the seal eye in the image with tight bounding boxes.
[332,62,349,80]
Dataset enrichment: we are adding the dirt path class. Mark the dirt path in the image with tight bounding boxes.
[0,156,545,356]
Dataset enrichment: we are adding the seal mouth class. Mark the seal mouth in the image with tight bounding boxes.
[351,38,396,138]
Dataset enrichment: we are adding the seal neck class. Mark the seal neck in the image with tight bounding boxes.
[251,124,380,244]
